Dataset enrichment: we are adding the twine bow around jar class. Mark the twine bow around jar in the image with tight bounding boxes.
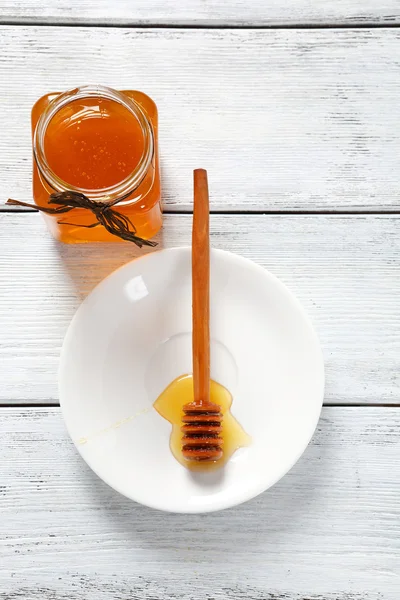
[6,192,157,248]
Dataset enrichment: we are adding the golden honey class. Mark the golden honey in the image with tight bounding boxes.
[154,374,251,471]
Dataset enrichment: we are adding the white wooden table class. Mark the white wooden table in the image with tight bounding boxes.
[1,3,399,599]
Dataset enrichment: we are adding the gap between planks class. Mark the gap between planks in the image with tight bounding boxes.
[2,207,400,216]
[1,20,400,29]
[0,402,399,409]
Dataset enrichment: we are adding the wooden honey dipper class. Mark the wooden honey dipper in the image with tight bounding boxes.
[181,169,223,462]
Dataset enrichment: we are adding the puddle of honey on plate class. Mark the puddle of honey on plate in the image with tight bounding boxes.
[153,374,251,471]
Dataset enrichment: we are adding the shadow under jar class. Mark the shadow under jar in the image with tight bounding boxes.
[32,85,161,243]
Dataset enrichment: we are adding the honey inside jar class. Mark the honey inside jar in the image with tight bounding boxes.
[44,97,145,190]
[153,374,251,471]
[32,86,161,243]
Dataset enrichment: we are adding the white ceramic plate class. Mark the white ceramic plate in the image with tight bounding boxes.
[60,248,324,513]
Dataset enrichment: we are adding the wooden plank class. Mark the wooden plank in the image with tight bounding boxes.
[0,212,399,405]
[0,0,399,26]
[1,26,400,212]
[0,406,398,598]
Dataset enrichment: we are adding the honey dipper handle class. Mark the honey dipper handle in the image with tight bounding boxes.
[192,169,210,405]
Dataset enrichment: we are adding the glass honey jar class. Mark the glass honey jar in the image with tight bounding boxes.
[31,85,161,243]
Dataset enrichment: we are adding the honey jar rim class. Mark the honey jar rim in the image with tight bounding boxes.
[33,85,154,203]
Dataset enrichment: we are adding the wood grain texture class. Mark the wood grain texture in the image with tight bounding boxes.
[0,0,399,26]
[0,212,399,405]
[0,407,399,598]
[1,26,400,211]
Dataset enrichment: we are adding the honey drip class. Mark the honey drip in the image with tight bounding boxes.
[153,374,251,471]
